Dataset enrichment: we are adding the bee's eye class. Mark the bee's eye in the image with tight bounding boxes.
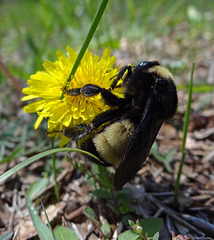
[134,61,149,70]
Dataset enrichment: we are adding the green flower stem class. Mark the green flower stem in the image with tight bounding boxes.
[51,139,60,201]
[174,63,195,205]
[60,0,109,99]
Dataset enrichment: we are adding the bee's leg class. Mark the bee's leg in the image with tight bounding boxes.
[67,65,133,96]
[67,85,101,97]
[63,123,92,139]
[64,109,121,139]
[80,84,102,97]
[80,84,125,107]
[67,88,81,96]
[110,65,133,90]
[91,109,121,128]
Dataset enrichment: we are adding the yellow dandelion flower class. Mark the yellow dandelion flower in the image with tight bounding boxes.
[22,46,123,146]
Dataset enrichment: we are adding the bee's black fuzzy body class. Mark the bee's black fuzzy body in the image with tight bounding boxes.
[66,61,178,189]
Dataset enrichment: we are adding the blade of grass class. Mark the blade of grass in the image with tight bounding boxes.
[159,0,186,26]
[26,178,49,200]
[0,232,14,240]
[41,201,56,240]
[0,148,100,183]
[0,146,22,164]
[174,63,195,205]
[60,0,109,99]
[26,196,54,240]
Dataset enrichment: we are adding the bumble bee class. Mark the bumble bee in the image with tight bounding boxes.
[66,61,178,189]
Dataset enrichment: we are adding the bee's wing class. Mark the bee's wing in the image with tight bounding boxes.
[114,92,163,189]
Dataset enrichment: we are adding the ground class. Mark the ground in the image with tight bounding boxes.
[0,1,214,239]
[0,64,214,239]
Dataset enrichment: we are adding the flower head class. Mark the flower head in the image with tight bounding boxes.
[22,47,123,146]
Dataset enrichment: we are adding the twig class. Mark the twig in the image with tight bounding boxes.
[153,206,164,217]
[0,60,23,92]
[145,194,205,236]
[151,192,174,197]
[12,225,19,240]
[134,204,150,218]
[166,215,173,234]
[85,228,97,240]
[182,214,214,237]
[197,190,214,195]
[193,238,213,240]
[71,223,84,240]
[112,222,123,240]
[188,206,214,212]
[65,205,88,221]
[8,183,19,232]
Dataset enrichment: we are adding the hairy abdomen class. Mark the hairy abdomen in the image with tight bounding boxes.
[82,120,135,167]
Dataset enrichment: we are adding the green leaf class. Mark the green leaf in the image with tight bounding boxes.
[118,203,134,215]
[26,196,55,240]
[152,232,160,240]
[91,188,111,199]
[151,142,175,172]
[128,220,143,235]
[121,214,135,226]
[54,226,78,240]
[101,223,111,238]
[86,175,96,186]
[0,232,13,240]
[96,165,114,188]
[116,188,132,202]
[164,149,176,171]
[128,220,135,228]
[26,178,49,200]
[91,164,99,174]
[118,230,140,240]
[84,206,95,219]
[139,218,162,238]
[83,207,100,226]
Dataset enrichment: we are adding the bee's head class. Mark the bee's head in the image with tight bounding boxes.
[134,61,174,81]
[134,61,160,71]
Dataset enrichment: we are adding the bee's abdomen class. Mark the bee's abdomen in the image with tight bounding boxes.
[92,120,135,167]
[80,120,134,167]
